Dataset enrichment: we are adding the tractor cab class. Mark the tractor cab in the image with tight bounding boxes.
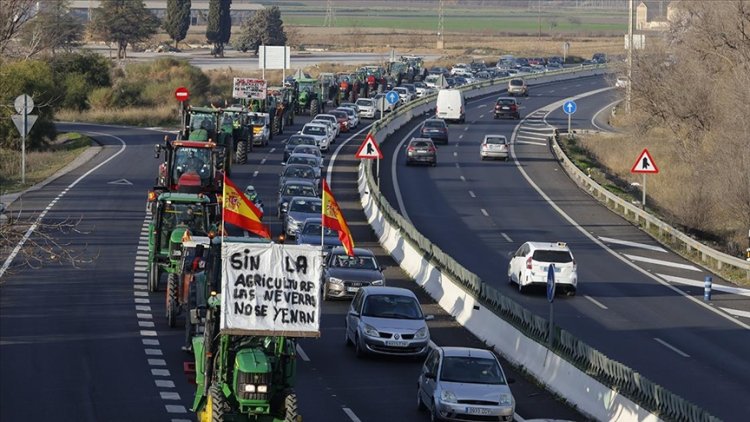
[155,140,222,195]
[181,106,235,174]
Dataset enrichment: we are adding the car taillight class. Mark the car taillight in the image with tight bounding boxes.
[510,104,517,110]
[526,257,532,270]
[428,146,436,152]
[407,146,415,152]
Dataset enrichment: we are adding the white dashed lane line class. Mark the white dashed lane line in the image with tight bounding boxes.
[468,190,476,198]
[622,254,701,272]
[654,338,690,358]
[459,175,466,182]
[343,407,363,422]
[480,208,489,217]
[584,295,609,310]
[253,170,259,177]
[500,232,513,242]
[453,151,457,157]
[296,344,310,362]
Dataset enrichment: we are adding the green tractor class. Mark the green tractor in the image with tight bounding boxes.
[292,76,324,116]
[267,86,297,135]
[179,106,236,174]
[147,192,215,293]
[188,238,303,422]
[221,107,255,165]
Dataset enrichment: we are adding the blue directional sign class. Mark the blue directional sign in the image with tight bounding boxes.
[562,100,577,115]
[546,264,556,303]
[385,90,399,105]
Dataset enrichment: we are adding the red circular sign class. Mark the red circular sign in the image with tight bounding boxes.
[174,87,190,102]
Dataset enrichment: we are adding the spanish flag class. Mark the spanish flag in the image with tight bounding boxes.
[222,175,271,239]
[321,179,354,256]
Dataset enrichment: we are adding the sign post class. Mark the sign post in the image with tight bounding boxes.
[12,94,37,185]
[355,134,384,187]
[562,100,577,139]
[630,148,659,208]
[546,264,556,350]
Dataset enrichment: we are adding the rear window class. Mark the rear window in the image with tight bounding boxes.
[411,141,432,148]
[356,99,373,106]
[485,137,506,145]
[303,126,325,135]
[509,79,524,86]
[497,98,515,105]
[532,250,573,263]
[423,120,445,128]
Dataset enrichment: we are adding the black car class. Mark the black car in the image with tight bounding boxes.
[406,137,437,167]
[283,134,317,164]
[419,118,449,145]
[494,97,520,120]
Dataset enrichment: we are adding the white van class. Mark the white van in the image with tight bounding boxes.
[436,89,465,123]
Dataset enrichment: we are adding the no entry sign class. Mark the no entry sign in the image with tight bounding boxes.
[174,87,190,102]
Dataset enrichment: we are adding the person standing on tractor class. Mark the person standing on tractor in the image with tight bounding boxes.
[182,243,206,352]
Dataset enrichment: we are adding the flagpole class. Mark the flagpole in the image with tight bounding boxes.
[321,180,325,253]
[221,171,226,239]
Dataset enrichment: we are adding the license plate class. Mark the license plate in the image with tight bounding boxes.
[346,287,359,293]
[502,106,510,110]
[543,266,562,272]
[385,340,409,347]
[465,407,491,415]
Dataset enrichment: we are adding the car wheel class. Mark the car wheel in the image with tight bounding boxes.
[323,285,330,302]
[431,161,437,167]
[481,156,486,161]
[567,287,577,297]
[430,401,442,422]
[518,273,525,293]
[344,323,352,347]
[417,387,426,411]
[354,334,366,358]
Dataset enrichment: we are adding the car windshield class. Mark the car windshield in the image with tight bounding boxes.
[440,356,506,385]
[282,183,316,197]
[283,166,315,179]
[293,146,319,156]
[532,250,573,263]
[357,99,374,106]
[174,147,212,181]
[411,141,432,148]
[289,156,317,167]
[301,222,336,236]
[249,115,266,125]
[303,126,326,135]
[288,136,314,147]
[423,121,444,129]
[332,254,378,270]
[510,79,524,86]
[485,137,507,145]
[289,199,322,213]
[160,202,206,235]
[362,294,422,319]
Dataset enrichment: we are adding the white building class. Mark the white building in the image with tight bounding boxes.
[68,1,264,25]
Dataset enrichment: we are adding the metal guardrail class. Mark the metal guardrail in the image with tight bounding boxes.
[550,135,750,282]
[360,66,721,422]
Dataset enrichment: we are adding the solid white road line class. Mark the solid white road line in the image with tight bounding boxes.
[391,124,423,222]
[342,407,362,422]
[654,338,690,358]
[519,126,553,131]
[501,232,513,242]
[592,99,622,131]
[296,344,310,362]
[657,274,750,297]
[516,134,549,141]
[622,254,701,272]
[327,123,375,186]
[480,208,489,217]
[720,307,750,319]
[468,190,476,198]
[519,129,551,136]
[598,236,667,253]
[584,295,609,310]
[515,140,548,146]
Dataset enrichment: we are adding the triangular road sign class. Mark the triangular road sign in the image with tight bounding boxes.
[107,178,133,185]
[630,148,659,174]
[355,134,383,159]
[11,114,38,136]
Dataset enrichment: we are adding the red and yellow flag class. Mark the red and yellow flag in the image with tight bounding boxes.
[222,176,271,239]
[321,179,355,256]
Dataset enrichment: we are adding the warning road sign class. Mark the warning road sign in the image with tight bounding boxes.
[355,134,383,159]
[630,148,659,174]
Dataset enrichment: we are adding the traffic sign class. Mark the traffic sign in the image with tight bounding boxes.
[630,148,659,174]
[546,264,556,303]
[14,94,34,115]
[174,86,190,102]
[355,134,383,159]
[562,100,577,115]
[11,114,38,136]
[385,90,399,105]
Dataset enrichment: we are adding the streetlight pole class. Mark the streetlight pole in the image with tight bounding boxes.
[626,0,633,113]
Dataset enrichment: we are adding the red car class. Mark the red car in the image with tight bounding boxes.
[329,110,350,132]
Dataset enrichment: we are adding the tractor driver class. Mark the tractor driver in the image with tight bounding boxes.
[189,118,213,141]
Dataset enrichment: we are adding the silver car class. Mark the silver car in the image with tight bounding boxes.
[418,347,516,422]
[322,247,385,300]
[345,286,433,358]
[283,197,322,238]
[480,134,509,161]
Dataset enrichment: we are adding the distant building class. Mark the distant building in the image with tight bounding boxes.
[636,1,681,31]
[68,1,264,26]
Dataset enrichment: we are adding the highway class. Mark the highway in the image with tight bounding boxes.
[1,99,584,421]
[378,74,750,421]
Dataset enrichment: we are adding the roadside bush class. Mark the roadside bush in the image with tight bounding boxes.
[49,51,112,111]
[87,87,115,110]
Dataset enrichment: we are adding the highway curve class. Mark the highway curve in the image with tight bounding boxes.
[378,74,750,420]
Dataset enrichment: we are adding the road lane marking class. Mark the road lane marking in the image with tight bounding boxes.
[143,339,160,346]
[260,158,266,165]
[342,408,362,422]
[584,295,608,309]
[480,208,489,217]
[138,321,155,328]
[459,175,466,182]
[657,274,750,297]
[480,114,485,119]
[516,134,549,141]
[519,126,553,131]
[501,232,513,242]
[136,313,152,319]
[469,190,476,198]
[151,369,171,376]
[269,148,275,153]
[721,307,750,319]
[296,344,310,362]
[148,359,166,366]
[165,405,187,414]
[252,170,259,177]
[654,338,690,357]
[145,348,163,356]
[160,392,181,401]
[622,254,700,271]
[136,305,152,312]
[453,151,457,157]
[140,330,157,336]
[515,140,547,146]
[155,379,175,388]
[455,163,460,168]
[598,236,667,252]
[135,298,149,304]
[459,134,463,139]
[391,123,425,222]
[592,99,622,131]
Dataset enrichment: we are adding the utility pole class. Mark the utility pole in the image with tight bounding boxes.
[626,0,633,113]
[324,0,335,27]
[437,0,445,49]
[538,0,542,39]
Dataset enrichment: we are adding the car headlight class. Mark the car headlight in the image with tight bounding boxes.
[440,390,457,403]
[499,393,514,406]
[328,277,343,285]
[371,280,384,286]
[281,202,288,212]
[414,327,428,339]
[363,323,379,337]
[287,217,298,226]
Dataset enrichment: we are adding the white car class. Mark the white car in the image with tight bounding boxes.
[450,63,470,76]
[393,87,413,104]
[310,118,337,143]
[413,82,434,98]
[507,241,578,296]
[615,76,629,88]
[299,123,333,151]
[355,98,376,119]
[314,114,340,137]
[336,106,359,129]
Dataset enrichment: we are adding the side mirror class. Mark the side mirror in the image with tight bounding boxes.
[348,310,360,318]
[424,372,436,380]
[424,315,435,321]
[154,144,161,158]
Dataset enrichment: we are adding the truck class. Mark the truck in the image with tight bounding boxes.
[187,240,323,422]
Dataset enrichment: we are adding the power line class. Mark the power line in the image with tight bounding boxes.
[324,0,336,27]
[437,0,444,48]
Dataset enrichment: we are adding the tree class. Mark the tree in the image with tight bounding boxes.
[206,0,232,57]
[89,0,159,59]
[235,6,287,55]
[0,0,36,56]
[21,0,84,58]
[164,0,191,49]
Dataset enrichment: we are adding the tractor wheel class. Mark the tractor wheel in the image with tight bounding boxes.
[166,273,178,328]
[207,385,230,422]
[282,389,301,422]
[148,263,161,293]
[235,140,247,164]
[310,99,320,117]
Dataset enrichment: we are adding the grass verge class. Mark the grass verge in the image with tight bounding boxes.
[56,104,180,128]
